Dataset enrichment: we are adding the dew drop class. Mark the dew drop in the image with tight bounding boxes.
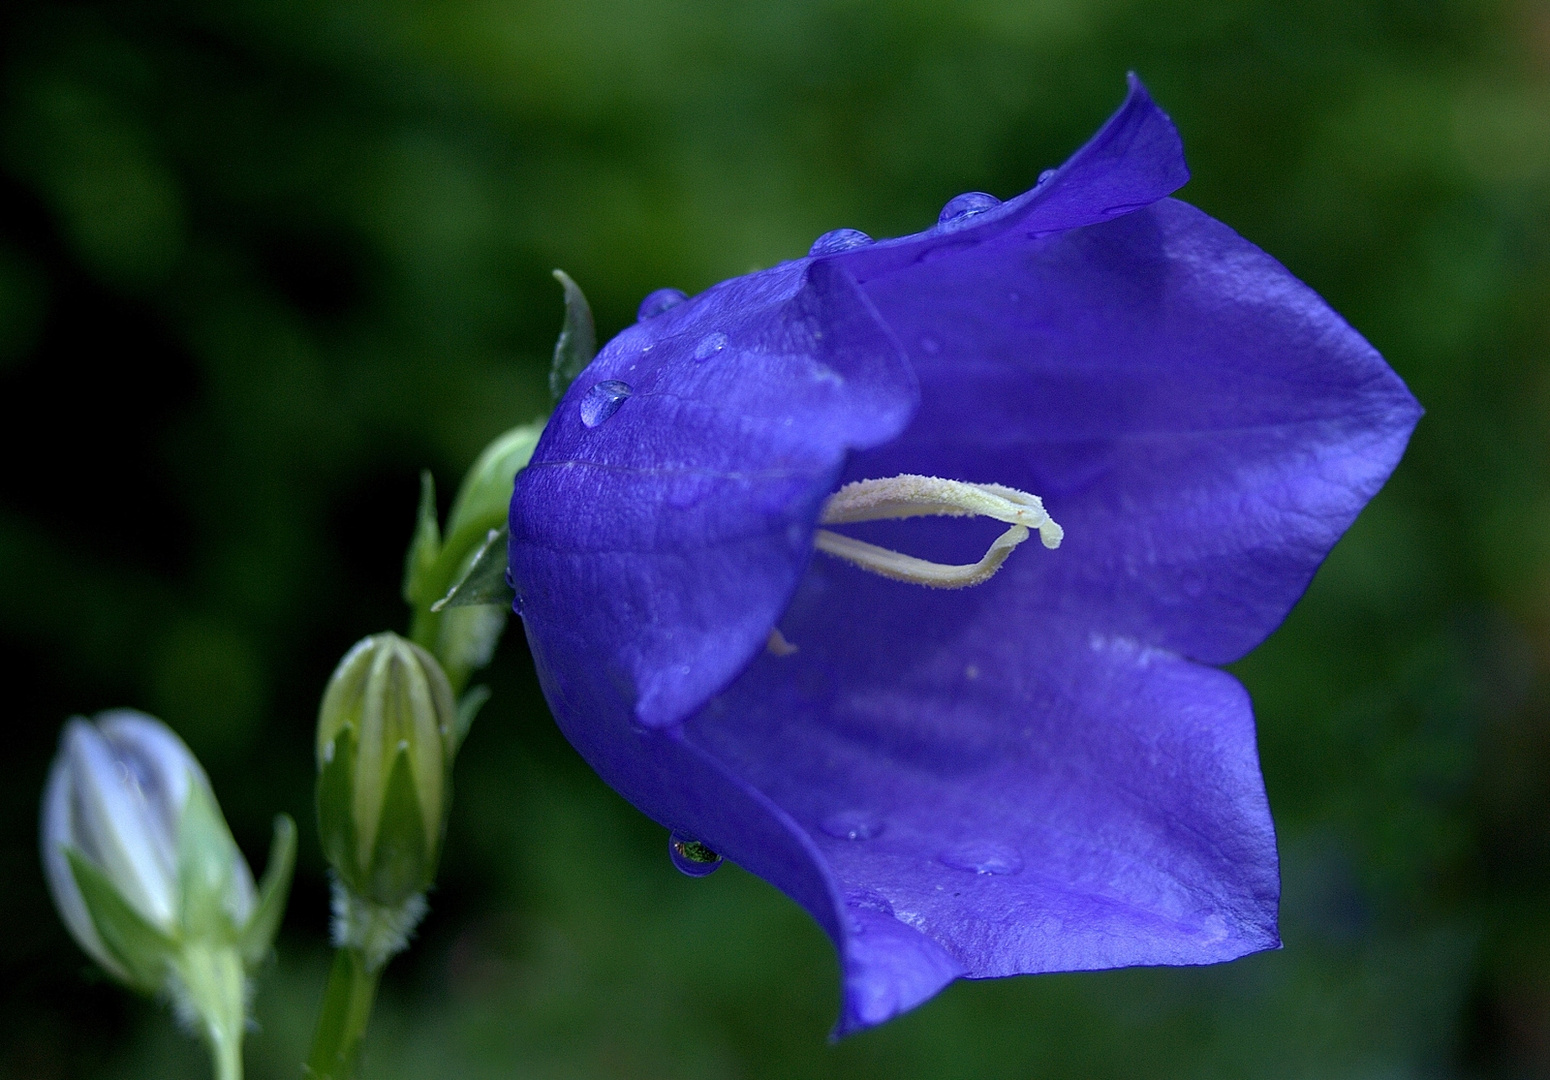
[845,887,894,916]
[938,191,1001,226]
[939,841,1023,875]
[579,380,632,427]
[845,887,895,932]
[693,332,728,361]
[1037,168,1057,184]
[669,831,723,877]
[809,228,873,256]
[820,810,885,841]
[322,740,335,764]
[918,334,941,355]
[638,287,687,321]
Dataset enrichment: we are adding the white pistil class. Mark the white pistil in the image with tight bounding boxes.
[813,474,1062,590]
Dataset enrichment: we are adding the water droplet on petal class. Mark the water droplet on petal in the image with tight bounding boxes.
[693,332,728,361]
[844,887,894,932]
[845,887,894,916]
[808,228,873,256]
[579,380,631,427]
[1037,168,1057,184]
[938,191,1000,226]
[939,841,1023,875]
[820,810,885,841]
[669,831,723,877]
[638,287,687,321]
[918,334,941,355]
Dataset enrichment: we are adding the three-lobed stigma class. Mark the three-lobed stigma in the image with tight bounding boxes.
[812,474,1062,589]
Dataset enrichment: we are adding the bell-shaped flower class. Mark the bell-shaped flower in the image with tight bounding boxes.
[41,710,294,1077]
[507,76,1422,1034]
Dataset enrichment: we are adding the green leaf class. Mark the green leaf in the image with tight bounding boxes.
[453,684,491,751]
[402,470,442,607]
[429,526,514,611]
[177,781,241,941]
[66,847,175,993]
[549,269,595,400]
[366,747,434,907]
[240,814,297,967]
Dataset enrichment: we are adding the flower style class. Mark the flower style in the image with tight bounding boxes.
[508,76,1421,1034]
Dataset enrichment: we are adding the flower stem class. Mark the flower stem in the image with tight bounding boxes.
[169,943,247,1080]
[305,948,380,1080]
[212,1034,244,1080]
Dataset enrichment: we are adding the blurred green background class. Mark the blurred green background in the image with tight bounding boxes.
[1,0,1547,1076]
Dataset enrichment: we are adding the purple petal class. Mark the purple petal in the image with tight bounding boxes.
[836,74,1190,286]
[510,259,917,731]
[855,197,1421,662]
[685,610,1279,1032]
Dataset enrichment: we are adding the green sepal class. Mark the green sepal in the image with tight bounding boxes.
[317,723,365,895]
[430,526,514,611]
[65,847,175,993]
[454,685,491,751]
[549,269,596,400]
[240,814,297,967]
[402,470,442,608]
[367,747,435,907]
[177,781,242,942]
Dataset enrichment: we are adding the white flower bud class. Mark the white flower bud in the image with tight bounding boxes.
[41,710,255,983]
[39,709,295,1080]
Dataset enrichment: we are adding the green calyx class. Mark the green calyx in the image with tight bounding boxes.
[66,803,295,1080]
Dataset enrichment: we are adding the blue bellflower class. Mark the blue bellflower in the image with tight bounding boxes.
[508,77,1421,1033]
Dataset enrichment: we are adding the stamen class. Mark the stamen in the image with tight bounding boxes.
[814,474,1062,590]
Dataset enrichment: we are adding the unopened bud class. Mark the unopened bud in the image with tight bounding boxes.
[40,710,295,1073]
[316,633,456,919]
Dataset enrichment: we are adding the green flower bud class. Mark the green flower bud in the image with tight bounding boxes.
[444,421,543,549]
[401,421,540,695]
[316,633,456,917]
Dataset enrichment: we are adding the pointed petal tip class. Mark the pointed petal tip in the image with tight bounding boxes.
[830,908,965,1038]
